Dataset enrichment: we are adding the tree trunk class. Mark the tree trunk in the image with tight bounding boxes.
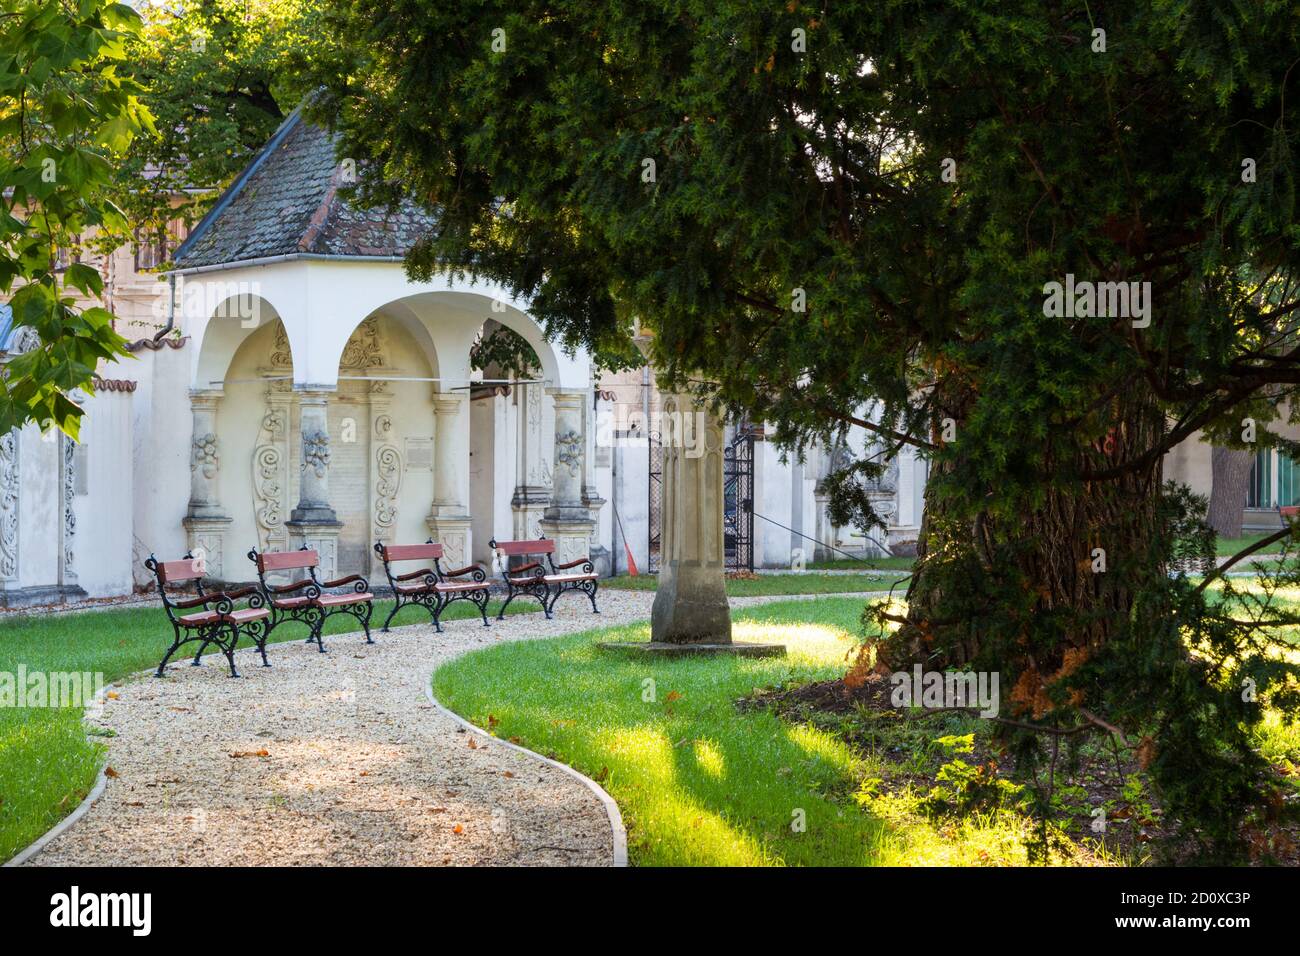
[880,393,1167,717]
[1206,446,1254,539]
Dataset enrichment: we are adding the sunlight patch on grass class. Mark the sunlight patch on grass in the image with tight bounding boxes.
[432,598,1041,866]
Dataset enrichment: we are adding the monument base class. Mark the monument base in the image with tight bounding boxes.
[597,641,786,658]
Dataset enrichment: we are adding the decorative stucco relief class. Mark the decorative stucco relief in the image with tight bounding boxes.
[555,429,583,476]
[373,414,401,534]
[302,430,331,477]
[62,437,76,575]
[0,431,17,580]
[252,397,289,550]
[192,432,219,478]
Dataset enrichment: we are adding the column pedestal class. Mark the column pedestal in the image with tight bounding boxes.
[426,514,471,570]
[285,519,342,581]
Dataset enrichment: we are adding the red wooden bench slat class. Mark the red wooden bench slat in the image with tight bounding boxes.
[493,539,556,556]
[380,543,443,562]
[258,549,319,572]
[157,558,204,583]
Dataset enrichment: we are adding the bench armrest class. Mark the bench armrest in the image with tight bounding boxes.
[269,578,314,594]
[508,560,543,576]
[172,592,225,610]
[442,564,484,579]
[554,557,592,571]
[394,567,435,582]
[322,572,364,587]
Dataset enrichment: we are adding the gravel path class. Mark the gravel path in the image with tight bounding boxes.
[21,588,880,867]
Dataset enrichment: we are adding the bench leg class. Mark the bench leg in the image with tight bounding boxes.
[307,607,327,652]
[249,620,271,667]
[475,589,491,627]
[495,588,515,621]
[223,623,241,678]
[191,637,210,666]
[587,580,600,614]
[359,602,374,644]
[155,629,188,678]
[381,598,403,632]
[430,594,445,634]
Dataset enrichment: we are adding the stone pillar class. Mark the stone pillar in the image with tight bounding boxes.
[183,388,233,578]
[539,388,595,564]
[511,381,549,540]
[427,392,471,568]
[582,387,611,576]
[285,387,341,579]
[650,392,732,643]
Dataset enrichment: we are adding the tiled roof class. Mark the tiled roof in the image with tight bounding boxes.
[173,110,436,269]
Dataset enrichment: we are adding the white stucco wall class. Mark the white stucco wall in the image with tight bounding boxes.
[130,343,193,586]
[74,389,134,597]
[16,424,59,590]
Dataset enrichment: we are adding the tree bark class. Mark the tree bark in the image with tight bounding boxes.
[1207,446,1254,539]
[880,392,1167,717]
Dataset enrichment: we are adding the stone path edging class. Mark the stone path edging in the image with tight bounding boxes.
[424,684,628,867]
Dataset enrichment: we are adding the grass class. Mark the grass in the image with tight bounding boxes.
[807,556,915,571]
[603,572,908,596]
[432,598,1050,866]
[1218,531,1285,556]
[0,595,533,863]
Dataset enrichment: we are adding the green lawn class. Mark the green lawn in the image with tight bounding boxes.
[432,598,1042,866]
[0,595,533,863]
[603,572,908,596]
[807,556,915,571]
[1217,531,1285,556]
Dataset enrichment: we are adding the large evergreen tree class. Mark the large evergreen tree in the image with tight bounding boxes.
[306,1,1300,855]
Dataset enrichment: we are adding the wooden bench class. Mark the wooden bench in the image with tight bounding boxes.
[247,546,375,652]
[373,540,491,632]
[488,537,600,619]
[145,553,271,678]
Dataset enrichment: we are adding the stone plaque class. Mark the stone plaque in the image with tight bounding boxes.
[405,437,433,471]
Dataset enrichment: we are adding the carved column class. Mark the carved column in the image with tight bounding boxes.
[183,388,233,578]
[511,382,549,540]
[59,431,84,599]
[582,387,611,575]
[650,391,732,643]
[427,392,471,568]
[0,429,19,606]
[539,388,595,565]
[285,387,341,579]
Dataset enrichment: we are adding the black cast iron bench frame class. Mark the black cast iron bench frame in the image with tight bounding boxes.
[373,539,491,632]
[145,552,270,678]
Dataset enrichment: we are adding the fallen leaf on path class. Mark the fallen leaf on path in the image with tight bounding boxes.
[230,750,270,759]
[104,767,119,778]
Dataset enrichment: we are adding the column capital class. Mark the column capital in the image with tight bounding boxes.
[433,393,464,416]
[293,384,336,405]
[188,387,224,407]
[546,387,588,407]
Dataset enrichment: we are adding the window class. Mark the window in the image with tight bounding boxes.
[1247,449,1300,508]
[133,219,189,272]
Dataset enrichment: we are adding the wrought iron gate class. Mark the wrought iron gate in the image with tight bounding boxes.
[648,423,754,572]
